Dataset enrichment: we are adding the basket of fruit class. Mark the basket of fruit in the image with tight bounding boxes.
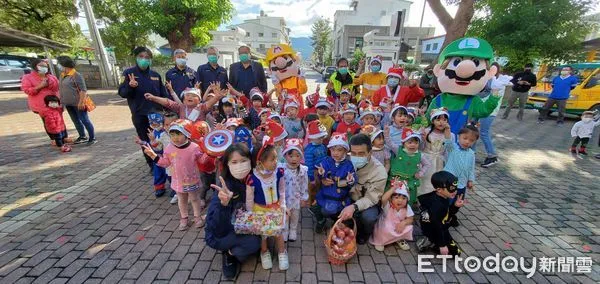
[324,218,357,265]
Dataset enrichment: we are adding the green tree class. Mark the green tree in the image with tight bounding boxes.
[469,0,596,72]
[310,18,332,67]
[350,48,365,70]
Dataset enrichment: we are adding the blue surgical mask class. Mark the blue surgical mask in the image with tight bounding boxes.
[239,53,250,62]
[350,155,368,169]
[387,77,400,87]
[208,55,218,64]
[338,67,348,75]
[370,65,381,72]
[137,58,151,69]
[175,58,187,67]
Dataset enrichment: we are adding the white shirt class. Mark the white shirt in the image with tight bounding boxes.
[571,119,600,138]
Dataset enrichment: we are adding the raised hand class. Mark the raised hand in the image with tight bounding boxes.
[165,80,173,92]
[211,176,234,206]
[315,164,325,176]
[315,84,320,93]
[194,81,201,89]
[455,194,465,207]
[128,73,138,88]
[147,128,155,142]
[346,172,355,184]
[141,144,156,159]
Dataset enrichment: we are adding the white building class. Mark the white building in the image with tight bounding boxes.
[362,26,435,64]
[419,35,445,64]
[205,27,249,68]
[230,10,290,55]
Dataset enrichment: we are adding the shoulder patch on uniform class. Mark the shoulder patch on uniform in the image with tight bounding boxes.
[151,77,160,81]
[421,210,430,223]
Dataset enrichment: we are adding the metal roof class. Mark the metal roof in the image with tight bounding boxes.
[0,25,71,50]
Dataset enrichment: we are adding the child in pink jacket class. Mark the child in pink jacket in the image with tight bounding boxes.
[39,95,71,153]
[142,119,205,230]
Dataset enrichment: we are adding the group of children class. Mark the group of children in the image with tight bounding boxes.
[136,82,481,271]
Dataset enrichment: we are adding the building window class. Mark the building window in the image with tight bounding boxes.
[258,32,264,37]
[432,43,439,50]
[259,44,265,49]
[272,33,277,38]
[425,44,431,51]
[246,32,250,37]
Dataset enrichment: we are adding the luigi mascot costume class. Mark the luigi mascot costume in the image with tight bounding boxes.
[427,37,501,134]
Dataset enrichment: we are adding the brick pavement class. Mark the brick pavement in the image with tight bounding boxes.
[0,87,599,283]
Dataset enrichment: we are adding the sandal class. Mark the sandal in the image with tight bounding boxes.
[179,217,189,231]
[194,215,206,228]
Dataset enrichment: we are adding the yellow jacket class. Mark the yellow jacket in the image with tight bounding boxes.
[353,72,387,101]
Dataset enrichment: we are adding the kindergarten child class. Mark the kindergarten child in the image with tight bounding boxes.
[281,100,305,139]
[299,87,321,118]
[333,104,361,136]
[314,133,357,233]
[146,112,168,197]
[370,180,414,252]
[279,139,309,242]
[142,119,205,230]
[359,105,378,127]
[443,124,478,227]
[387,105,410,146]
[248,88,265,129]
[145,88,219,122]
[570,110,600,155]
[40,95,71,153]
[304,121,329,206]
[246,137,288,271]
[160,111,180,204]
[361,125,390,172]
[316,98,335,134]
[217,96,239,124]
[417,171,464,256]
[419,108,451,198]
[385,126,430,205]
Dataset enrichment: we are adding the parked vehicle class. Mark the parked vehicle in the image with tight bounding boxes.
[0,55,33,89]
[322,66,336,81]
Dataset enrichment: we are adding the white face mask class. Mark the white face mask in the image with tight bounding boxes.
[229,161,251,180]
[582,117,592,123]
[38,67,48,74]
[560,71,570,76]
[48,101,60,108]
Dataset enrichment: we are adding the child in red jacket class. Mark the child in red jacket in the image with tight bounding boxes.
[40,95,71,152]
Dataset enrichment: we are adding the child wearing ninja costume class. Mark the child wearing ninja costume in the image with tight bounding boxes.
[417,171,465,256]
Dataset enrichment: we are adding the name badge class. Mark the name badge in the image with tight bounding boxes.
[150,77,160,81]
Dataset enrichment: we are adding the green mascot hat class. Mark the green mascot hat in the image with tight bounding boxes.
[438,37,494,65]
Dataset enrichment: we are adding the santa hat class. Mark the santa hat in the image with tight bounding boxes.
[340,103,357,115]
[401,128,421,143]
[284,99,299,111]
[360,106,377,119]
[328,132,349,150]
[379,97,392,109]
[250,88,264,101]
[307,92,320,106]
[257,136,275,163]
[316,98,331,109]
[361,125,383,142]
[221,96,237,106]
[181,88,201,100]
[407,107,417,119]
[259,108,271,117]
[430,107,449,120]
[282,138,304,157]
[269,113,282,122]
[261,119,288,142]
[387,67,404,79]
[306,120,328,139]
[390,104,408,120]
[390,179,409,197]
[225,117,241,128]
[168,119,191,138]
[370,55,383,65]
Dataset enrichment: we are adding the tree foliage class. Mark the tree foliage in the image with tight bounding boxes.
[310,18,332,67]
[350,48,365,70]
[468,0,596,72]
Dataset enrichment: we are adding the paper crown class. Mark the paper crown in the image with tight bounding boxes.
[221,96,237,106]
[147,112,164,125]
[250,87,264,101]
[234,126,254,152]
[360,106,377,119]
[328,132,349,150]
[390,179,409,197]
[283,99,299,111]
[182,88,201,99]
[225,117,242,128]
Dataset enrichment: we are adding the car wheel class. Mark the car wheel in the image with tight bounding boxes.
[589,104,600,114]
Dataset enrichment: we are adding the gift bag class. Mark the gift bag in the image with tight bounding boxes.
[233,208,285,236]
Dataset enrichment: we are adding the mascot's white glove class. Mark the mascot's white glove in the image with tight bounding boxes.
[271,76,280,85]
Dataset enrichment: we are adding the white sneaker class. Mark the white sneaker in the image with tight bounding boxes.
[397,240,410,251]
[374,245,385,252]
[278,252,289,270]
[170,194,178,204]
[260,251,272,270]
[288,230,297,242]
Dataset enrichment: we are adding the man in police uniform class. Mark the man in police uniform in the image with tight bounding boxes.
[118,46,169,170]
[165,49,198,99]
[197,46,228,94]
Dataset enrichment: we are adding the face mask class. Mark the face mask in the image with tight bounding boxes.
[387,77,400,87]
[338,67,348,75]
[582,117,592,123]
[137,58,151,69]
[350,155,368,169]
[259,168,274,175]
[208,55,218,64]
[370,65,381,72]
[48,101,59,108]
[230,161,251,179]
[560,71,569,76]
[239,53,250,62]
[57,65,63,71]
[175,58,187,67]
[38,67,48,74]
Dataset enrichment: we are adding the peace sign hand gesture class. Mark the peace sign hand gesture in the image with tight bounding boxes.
[128,74,138,88]
[454,194,466,208]
[346,172,355,184]
[165,80,173,92]
[315,164,325,177]
[211,176,234,206]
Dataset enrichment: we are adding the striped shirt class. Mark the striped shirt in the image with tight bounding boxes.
[443,138,475,189]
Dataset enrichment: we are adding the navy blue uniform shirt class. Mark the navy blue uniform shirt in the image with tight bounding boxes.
[197,63,228,94]
[118,66,169,116]
[165,66,197,98]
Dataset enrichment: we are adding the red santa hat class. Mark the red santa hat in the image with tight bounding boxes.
[307,92,320,106]
[327,132,349,150]
[283,99,299,111]
[259,108,271,117]
[282,138,304,157]
[257,135,275,163]
[379,97,392,108]
[340,103,357,115]
[250,87,264,101]
[306,120,328,139]
[390,104,408,120]
[390,179,409,197]
[387,67,405,79]
[360,105,377,120]
[401,128,421,143]
[261,119,288,142]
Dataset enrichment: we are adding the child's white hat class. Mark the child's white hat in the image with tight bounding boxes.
[430,107,449,121]
[327,132,349,150]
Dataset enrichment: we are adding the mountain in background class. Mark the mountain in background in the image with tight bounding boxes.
[290,37,313,62]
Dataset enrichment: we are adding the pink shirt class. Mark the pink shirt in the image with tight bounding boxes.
[157,142,202,193]
[164,100,208,122]
[21,73,59,113]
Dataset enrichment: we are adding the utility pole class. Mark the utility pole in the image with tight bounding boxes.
[414,0,427,65]
[81,0,114,87]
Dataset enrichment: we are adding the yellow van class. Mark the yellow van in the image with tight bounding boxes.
[527,63,600,114]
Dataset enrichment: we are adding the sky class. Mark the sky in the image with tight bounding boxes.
[224,0,458,37]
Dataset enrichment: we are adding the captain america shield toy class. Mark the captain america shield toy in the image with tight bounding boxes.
[202,130,233,157]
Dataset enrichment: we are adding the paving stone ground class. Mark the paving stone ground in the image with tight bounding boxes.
[0,76,599,283]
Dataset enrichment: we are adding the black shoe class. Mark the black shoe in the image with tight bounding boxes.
[595,154,600,159]
[357,237,367,245]
[73,137,88,144]
[315,220,326,234]
[481,157,498,168]
[222,251,239,280]
[87,138,97,145]
[449,217,460,227]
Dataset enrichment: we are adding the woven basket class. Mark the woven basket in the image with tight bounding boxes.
[324,218,357,265]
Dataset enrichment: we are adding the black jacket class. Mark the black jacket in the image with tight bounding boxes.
[510,70,537,93]
[418,191,459,248]
[228,61,267,96]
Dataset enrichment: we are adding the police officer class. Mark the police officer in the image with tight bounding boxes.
[118,46,169,170]
[197,46,228,94]
[165,49,198,99]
